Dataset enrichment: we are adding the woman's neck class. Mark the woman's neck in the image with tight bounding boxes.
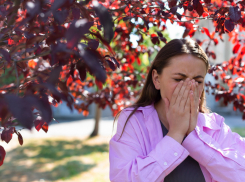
[154,100,169,130]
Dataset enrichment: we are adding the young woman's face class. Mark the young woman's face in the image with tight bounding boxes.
[152,54,207,103]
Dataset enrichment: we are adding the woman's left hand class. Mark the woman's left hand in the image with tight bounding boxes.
[186,80,200,135]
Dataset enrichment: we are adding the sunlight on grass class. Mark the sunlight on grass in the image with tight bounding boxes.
[3,127,243,182]
[0,136,110,182]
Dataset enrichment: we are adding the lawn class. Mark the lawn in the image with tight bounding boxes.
[231,127,245,137]
[0,128,244,182]
[0,136,111,182]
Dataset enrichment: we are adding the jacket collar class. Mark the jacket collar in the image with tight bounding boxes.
[123,103,156,120]
[124,103,163,148]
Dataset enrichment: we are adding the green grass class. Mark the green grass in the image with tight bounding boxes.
[0,137,110,182]
[231,128,245,137]
[1,128,244,182]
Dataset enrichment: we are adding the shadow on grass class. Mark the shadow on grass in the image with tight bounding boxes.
[0,139,109,182]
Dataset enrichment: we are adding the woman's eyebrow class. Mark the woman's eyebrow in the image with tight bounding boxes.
[173,73,204,79]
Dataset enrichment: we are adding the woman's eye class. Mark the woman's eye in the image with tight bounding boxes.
[174,79,202,84]
[174,79,182,82]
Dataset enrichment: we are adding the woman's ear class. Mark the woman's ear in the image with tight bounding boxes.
[152,69,160,90]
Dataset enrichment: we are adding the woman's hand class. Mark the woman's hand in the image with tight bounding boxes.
[165,78,193,144]
[186,80,200,135]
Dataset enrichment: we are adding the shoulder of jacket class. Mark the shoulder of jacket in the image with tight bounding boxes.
[198,112,224,130]
[122,103,155,119]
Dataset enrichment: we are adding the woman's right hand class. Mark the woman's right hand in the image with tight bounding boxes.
[164,78,193,144]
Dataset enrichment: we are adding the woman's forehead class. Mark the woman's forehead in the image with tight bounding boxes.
[164,54,207,75]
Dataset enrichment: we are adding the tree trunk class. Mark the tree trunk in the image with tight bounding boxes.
[90,104,101,137]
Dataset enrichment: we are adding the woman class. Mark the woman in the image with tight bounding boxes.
[109,39,245,182]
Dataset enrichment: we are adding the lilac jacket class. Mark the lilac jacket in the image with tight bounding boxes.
[109,103,245,182]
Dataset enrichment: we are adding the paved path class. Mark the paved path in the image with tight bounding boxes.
[15,117,117,139]
[16,114,245,139]
[1,114,245,151]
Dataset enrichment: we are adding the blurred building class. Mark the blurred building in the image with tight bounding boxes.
[193,20,241,115]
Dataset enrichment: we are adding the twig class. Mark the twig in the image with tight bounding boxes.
[14,50,51,63]
[14,60,19,96]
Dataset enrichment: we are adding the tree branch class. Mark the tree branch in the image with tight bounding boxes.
[14,61,19,96]
[15,50,51,63]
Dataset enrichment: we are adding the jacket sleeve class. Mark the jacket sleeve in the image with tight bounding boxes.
[109,110,189,182]
[182,113,245,182]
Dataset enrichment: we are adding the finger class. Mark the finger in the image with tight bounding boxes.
[185,89,191,112]
[175,78,191,106]
[190,89,195,115]
[193,82,199,114]
[195,82,199,106]
[180,80,192,110]
[170,80,184,107]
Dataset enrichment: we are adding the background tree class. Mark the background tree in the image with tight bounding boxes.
[0,0,245,166]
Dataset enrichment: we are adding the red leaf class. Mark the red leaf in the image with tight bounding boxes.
[202,12,208,17]
[160,37,167,43]
[203,27,211,37]
[66,19,93,49]
[137,58,141,65]
[240,46,245,55]
[229,6,241,22]
[225,20,234,32]
[34,119,45,132]
[215,95,220,101]
[182,29,190,38]
[77,46,107,83]
[17,132,23,146]
[233,43,241,54]
[42,122,48,133]
[196,2,204,17]
[105,59,116,71]
[0,146,6,166]
[151,36,160,44]
[170,6,178,14]
[188,29,196,37]
[151,33,157,37]
[77,61,87,81]
[210,32,215,39]
[204,0,211,3]
[4,94,33,130]
[1,127,14,144]
[213,38,218,45]
[83,110,89,116]
[210,51,216,59]
[168,0,177,8]
[95,79,103,89]
[157,31,163,37]
[193,0,199,9]
[0,48,11,63]
[93,2,114,43]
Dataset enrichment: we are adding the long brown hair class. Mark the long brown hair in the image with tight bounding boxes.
[113,39,211,141]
